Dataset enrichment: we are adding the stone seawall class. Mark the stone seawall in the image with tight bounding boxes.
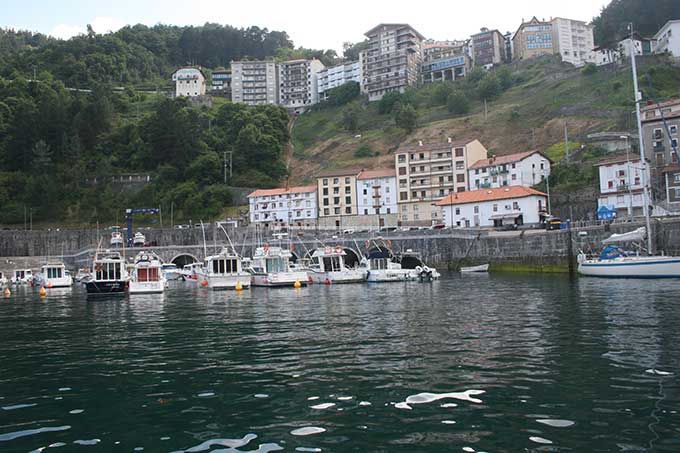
[2,219,680,274]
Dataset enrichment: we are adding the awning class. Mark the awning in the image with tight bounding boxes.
[488,213,521,220]
[602,227,646,244]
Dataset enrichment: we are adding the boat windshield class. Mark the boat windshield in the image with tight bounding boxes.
[46,267,63,279]
[137,267,160,282]
[96,262,122,281]
[266,257,288,273]
[370,258,389,270]
[322,256,343,272]
[211,258,239,274]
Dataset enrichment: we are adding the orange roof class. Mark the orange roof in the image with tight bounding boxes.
[436,186,546,206]
[248,185,316,198]
[468,150,546,170]
[641,98,680,112]
[357,168,396,180]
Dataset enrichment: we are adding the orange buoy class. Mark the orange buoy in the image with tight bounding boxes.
[235,281,243,291]
[3,287,10,297]
[293,279,302,289]
[201,280,209,287]
[39,286,47,297]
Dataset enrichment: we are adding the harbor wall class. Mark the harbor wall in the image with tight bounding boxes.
[2,219,680,274]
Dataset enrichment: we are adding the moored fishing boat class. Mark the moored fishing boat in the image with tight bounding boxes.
[198,247,251,290]
[181,262,204,282]
[247,245,308,287]
[306,246,365,284]
[133,232,146,247]
[110,227,123,248]
[12,269,33,285]
[394,249,441,281]
[161,263,182,281]
[129,251,166,294]
[85,250,127,295]
[460,264,490,273]
[359,245,412,282]
[38,262,73,288]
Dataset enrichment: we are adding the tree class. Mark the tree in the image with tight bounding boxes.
[324,82,360,107]
[478,74,502,100]
[341,106,359,133]
[343,40,369,61]
[378,91,405,114]
[446,90,471,115]
[394,104,417,132]
[431,83,454,106]
[496,67,513,91]
[592,0,680,45]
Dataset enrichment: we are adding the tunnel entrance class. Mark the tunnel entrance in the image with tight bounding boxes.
[171,254,199,268]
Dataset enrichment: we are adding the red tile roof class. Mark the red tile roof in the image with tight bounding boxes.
[641,98,680,112]
[248,185,317,198]
[396,139,473,153]
[357,168,396,180]
[468,150,546,170]
[436,186,547,206]
[594,153,643,166]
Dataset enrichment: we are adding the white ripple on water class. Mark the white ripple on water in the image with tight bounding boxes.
[254,394,269,398]
[1,403,37,410]
[310,403,335,410]
[197,392,215,398]
[406,390,485,405]
[186,433,257,452]
[440,403,458,408]
[441,420,456,425]
[536,419,575,428]
[645,369,672,376]
[307,396,320,401]
[0,425,71,442]
[74,439,100,445]
[290,427,326,436]
[395,402,412,410]
[529,436,553,444]
[359,401,371,406]
[58,388,71,392]
[296,448,322,452]
[463,447,475,452]
[337,396,352,401]
[69,409,84,414]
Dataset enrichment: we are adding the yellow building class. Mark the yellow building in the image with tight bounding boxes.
[394,138,488,225]
[512,17,555,61]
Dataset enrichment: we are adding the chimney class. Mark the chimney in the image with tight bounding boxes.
[418,140,423,146]
[447,137,452,143]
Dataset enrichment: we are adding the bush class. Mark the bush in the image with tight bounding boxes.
[582,63,598,75]
[341,106,359,133]
[324,82,360,107]
[446,90,470,115]
[612,81,622,91]
[478,74,502,100]
[354,144,373,158]
[377,91,404,114]
[431,82,453,106]
[509,109,520,121]
[496,67,514,90]
[394,104,417,132]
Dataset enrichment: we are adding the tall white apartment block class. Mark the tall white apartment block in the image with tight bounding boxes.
[317,61,361,100]
[172,67,206,97]
[230,60,278,106]
[551,17,595,67]
[468,151,551,190]
[356,169,398,216]
[278,59,326,112]
[248,186,318,228]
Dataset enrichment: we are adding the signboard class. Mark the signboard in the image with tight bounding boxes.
[426,56,466,72]
[597,205,617,221]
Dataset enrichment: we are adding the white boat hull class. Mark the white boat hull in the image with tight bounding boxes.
[406,268,441,281]
[43,276,73,288]
[365,269,412,282]
[460,264,489,273]
[204,273,251,290]
[251,271,308,287]
[163,270,183,281]
[578,256,680,278]
[129,280,166,294]
[308,269,365,284]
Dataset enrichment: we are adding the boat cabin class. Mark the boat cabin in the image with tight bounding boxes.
[207,255,242,275]
[250,246,292,274]
[14,269,32,280]
[311,247,347,273]
[43,264,65,280]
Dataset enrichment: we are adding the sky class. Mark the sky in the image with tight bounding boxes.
[3,0,609,53]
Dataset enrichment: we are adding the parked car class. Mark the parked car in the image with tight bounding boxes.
[545,217,563,231]
[342,229,355,235]
[430,224,446,230]
[501,223,519,231]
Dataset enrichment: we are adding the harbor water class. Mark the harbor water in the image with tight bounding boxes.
[1,274,680,452]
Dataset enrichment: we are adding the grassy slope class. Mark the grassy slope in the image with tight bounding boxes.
[290,55,680,185]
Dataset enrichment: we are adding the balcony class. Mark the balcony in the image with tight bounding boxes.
[654,144,666,152]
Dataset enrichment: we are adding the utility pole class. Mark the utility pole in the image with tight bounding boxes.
[531,128,536,149]
[484,99,488,121]
[223,149,233,184]
[564,119,570,162]
[170,202,174,228]
[629,22,653,253]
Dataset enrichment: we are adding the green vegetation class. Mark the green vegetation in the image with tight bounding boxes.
[592,0,680,45]
[353,144,374,158]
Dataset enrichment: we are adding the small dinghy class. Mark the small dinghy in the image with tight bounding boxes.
[460,264,489,273]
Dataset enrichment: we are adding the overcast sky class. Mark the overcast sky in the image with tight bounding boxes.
[4,0,608,53]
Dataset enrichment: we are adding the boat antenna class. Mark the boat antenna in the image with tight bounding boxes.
[200,220,207,259]
[629,22,654,254]
[218,224,238,255]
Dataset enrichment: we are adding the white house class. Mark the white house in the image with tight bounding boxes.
[248,186,318,229]
[595,155,646,218]
[593,34,656,66]
[172,67,206,97]
[317,61,361,101]
[436,186,548,228]
[468,150,550,190]
[653,20,680,57]
[356,169,397,216]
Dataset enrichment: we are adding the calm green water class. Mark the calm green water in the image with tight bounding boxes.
[1,274,680,452]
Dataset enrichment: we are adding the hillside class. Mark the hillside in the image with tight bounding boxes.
[289,55,680,185]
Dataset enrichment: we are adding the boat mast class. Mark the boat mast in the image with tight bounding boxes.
[629,23,654,253]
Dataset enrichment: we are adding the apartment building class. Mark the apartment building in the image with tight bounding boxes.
[437,186,547,228]
[653,20,680,57]
[423,40,467,61]
[512,17,555,61]
[361,23,425,102]
[316,169,361,228]
[248,186,318,229]
[172,67,206,98]
[468,150,551,190]
[278,59,325,112]
[421,53,470,84]
[471,28,506,68]
[317,61,361,101]
[210,69,231,93]
[230,60,278,106]
[595,154,645,219]
[394,139,488,225]
[640,99,680,209]
[551,17,595,67]
[356,169,397,215]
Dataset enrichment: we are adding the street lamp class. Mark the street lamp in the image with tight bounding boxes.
[541,159,551,215]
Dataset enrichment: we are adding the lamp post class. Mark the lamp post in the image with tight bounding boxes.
[542,160,551,215]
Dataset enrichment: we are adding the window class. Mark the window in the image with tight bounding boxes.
[672,138,678,148]
[323,188,328,195]
[400,192,408,201]
[512,163,516,169]
[421,191,426,198]
[324,208,329,215]
[334,197,340,204]
[323,198,329,206]
[334,207,340,214]
[457,174,465,183]
[364,209,368,215]
[385,186,390,193]
[345,196,352,204]
[333,178,339,184]
[387,208,391,214]
[323,179,328,186]
[513,201,519,210]
[653,128,663,139]
[398,154,406,163]
[345,177,351,184]
[493,204,498,212]
[511,174,517,181]
[455,147,464,157]
[475,169,479,175]
[608,181,613,189]
[399,167,407,175]
[346,186,352,194]
[670,125,678,135]
[455,208,460,215]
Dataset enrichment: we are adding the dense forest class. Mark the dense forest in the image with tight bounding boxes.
[592,0,680,45]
